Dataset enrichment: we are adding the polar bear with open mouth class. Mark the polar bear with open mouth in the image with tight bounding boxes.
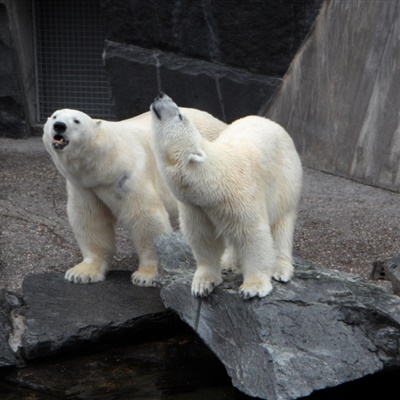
[150,93,303,299]
[43,107,226,286]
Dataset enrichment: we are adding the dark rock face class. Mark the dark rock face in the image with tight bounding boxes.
[155,232,400,400]
[20,271,174,359]
[104,41,280,122]
[102,0,324,122]
[0,4,28,138]
[101,0,324,77]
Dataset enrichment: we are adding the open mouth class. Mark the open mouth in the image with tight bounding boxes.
[52,134,69,150]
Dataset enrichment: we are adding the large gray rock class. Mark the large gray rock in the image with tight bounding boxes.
[20,271,175,359]
[155,232,400,400]
[104,40,280,122]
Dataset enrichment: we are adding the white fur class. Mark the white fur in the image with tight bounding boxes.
[43,107,226,286]
[151,94,303,299]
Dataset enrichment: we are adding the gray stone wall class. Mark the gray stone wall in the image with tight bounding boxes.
[266,0,400,192]
[0,1,29,138]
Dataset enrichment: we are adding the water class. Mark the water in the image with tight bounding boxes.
[0,329,250,400]
[1,326,399,399]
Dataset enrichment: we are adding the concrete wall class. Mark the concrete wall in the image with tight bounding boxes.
[266,0,400,192]
[0,0,31,138]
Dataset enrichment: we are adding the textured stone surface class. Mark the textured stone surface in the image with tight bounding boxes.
[0,4,28,138]
[101,0,324,77]
[156,232,400,400]
[266,0,400,192]
[104,40,280,122]
[20,271,174,359]
[0,290,23,367]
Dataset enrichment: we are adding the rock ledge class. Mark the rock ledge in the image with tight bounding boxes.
[156,232,400,400]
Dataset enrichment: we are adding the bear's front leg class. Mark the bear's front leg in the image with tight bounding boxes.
[65,183,116,283]
[180,204,224,297]
[238,226,276,299]
[128,203,173,287]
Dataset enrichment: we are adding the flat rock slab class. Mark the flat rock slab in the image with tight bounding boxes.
[20,271,174,360]
[155,232,400,400]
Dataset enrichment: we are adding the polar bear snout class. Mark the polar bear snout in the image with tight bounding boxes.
[150,92,182,122]
[51,121,69,150]
[54,121,67,134]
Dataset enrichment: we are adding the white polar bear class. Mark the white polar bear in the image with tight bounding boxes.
[150,93,303,299]
[43,107,226,286]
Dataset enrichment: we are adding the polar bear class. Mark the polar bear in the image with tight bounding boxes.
[43,107,226,286]
[150,93,303,299]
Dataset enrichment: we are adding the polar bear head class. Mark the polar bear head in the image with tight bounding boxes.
[150,93,207,164]
[43,109,100,152]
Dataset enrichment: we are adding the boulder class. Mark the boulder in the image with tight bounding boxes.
[155,232,400,400]
[104,40,280,122]
[19,270,176,360]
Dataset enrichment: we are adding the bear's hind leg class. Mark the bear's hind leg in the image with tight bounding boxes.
[65,184,116,283]
[128,204,173,287]
[180,204,224,297]
[271,211,296,283]
[239,227,276,299]
[221,241,240,274]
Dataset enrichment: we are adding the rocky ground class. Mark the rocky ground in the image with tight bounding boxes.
[1,136,399,294]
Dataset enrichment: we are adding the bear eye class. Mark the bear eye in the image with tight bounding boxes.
[74,119,80,124]
[53,115,57,119]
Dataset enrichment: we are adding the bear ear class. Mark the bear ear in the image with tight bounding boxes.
[94,120,102,129]
[188,149,207,163]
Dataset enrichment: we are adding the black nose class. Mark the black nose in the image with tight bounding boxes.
[54,121,67,133]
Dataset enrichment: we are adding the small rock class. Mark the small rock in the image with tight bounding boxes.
[0,289,23,367]
[384,256,400,295]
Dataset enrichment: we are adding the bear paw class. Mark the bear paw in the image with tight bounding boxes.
[191,271,222,297]
[221,264,240,275]
[131,268,158,287]
[273,261,294,283]
[239,279,273,299]
[273,269,293,283]
[65,263,106,284]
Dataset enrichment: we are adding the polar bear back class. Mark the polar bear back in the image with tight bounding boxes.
[121,107,226,142]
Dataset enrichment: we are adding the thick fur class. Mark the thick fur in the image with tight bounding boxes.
[150,94,302,299]
[43,107,226,286]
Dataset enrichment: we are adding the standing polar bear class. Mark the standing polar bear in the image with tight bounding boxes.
[150,93,302,299]
[43,107,226,286]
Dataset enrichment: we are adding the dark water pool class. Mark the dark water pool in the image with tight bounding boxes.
[1,327,399,400]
